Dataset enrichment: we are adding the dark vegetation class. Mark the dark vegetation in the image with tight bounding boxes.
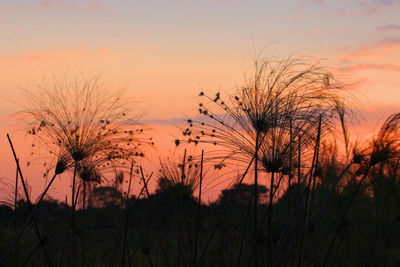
[1,58,400,266]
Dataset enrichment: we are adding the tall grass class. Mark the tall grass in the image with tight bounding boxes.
[2,58,400,266]
[4,74,151,265]
[182,56,353,265]
[19,74,150,208]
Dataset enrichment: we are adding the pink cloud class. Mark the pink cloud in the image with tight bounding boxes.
[359,0,398,15]
[332,40,400,111]
[340,40,400,61]
[87,1,103,10]
[40,0,77,9]
[338,63,400,73]
[377,24,400,31]
[36,0,103,10]
[0,46,117,69]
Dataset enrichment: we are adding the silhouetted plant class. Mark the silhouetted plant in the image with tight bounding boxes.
[0,178,21,208]
[183,57,348,168]
[19,74,150,208]
[157,150,205,194]
[15,74,151,266]
[323,112,400,265]
[181,56,353,265]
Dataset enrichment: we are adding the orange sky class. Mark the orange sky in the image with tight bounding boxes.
[1,0,400,204]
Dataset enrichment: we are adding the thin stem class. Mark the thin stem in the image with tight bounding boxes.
[267,171,275,266]
[288,117,293,218]
[236,186,255,267]
[271,186,310,263]
[298,117,322,267]
[6,133,54,267]
[121,159,134,267]
[71,162,78,267]
[298,135,301,189]
[309,118,322,216]
[82,181,86,210]
[181,149,187,184]
[198,153,256,265]
[0,172,58,265]
[254,131,260,267]
[315,162,353,227]
[194,150,204,267]
[14,162,18,225]
[323,166,371,266]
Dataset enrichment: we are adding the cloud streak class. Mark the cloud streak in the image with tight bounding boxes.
[340,39,400,61]
[377,24,400,31]
[338,63,400,73]
[15,0,104,11]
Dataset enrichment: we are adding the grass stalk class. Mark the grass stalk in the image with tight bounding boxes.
[298,135,302,193]
[315,162,353,226]
[308,117,322,218]
[298,117,322,267]
[14,162,18,225]
[288,117,293,216]
[254,131,260,266]
[198,153,256,265]
[267,170,275,266]
[322,165,372,265]
[71,162,78,267]
[236,186,255,267]
[271,185,310,263]
[0,171,59,265]
[193,150,204,267]
[121,159,134,267]
[6,133,54,266]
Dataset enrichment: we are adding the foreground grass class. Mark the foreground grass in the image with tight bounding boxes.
[2,176,400,267]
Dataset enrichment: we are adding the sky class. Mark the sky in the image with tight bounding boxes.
[0,0,400,202]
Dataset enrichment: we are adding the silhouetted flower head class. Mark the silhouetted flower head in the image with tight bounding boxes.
[55,152,73,175]
[180,57,350,174]
[20,74,150,182]
[158,152,202,193]
[369,113,400,167]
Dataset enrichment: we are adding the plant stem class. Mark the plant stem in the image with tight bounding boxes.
[298,117,321,267]
[6,133,54,267]
[236,186,255,267]
[267,171,275,266]
[0,171,58,265]
[121,159,134,267]
[323,165,371,266]
[14,163,18,226]
[194,150,204,267]
[254,131,260,267]
[71,162,78,267]
[198,153,256,265]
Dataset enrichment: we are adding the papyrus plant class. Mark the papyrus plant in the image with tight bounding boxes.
[20,74,150,208]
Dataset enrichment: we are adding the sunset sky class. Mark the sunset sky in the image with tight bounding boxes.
[1,0,400,202]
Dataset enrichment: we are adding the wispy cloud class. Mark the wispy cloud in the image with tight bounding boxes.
[340,39,400,61]
[0,46,110,66]
[40,0,76,9]
[15,0,104,11]
[338,63,400,73]
[142,117,187,126]
[358,105,400,130]
[333,40,400,110]
[377,24,400,31]
[356,0,399,15]
[372,0,395,5]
